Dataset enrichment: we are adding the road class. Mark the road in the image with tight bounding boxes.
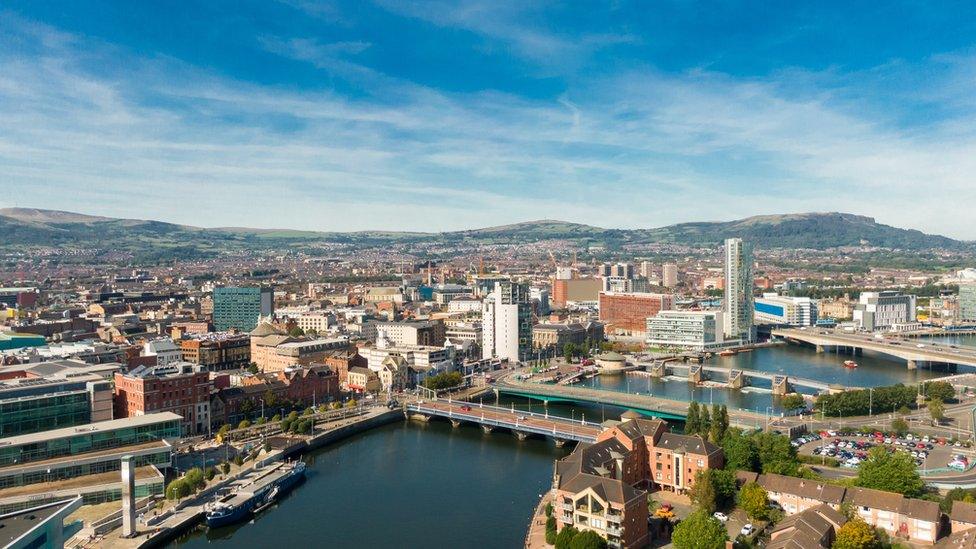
[774,328,976,368]
[409,399,604,442]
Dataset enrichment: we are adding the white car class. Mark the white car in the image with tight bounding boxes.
[713,512,728,523]
[740,524,755,536]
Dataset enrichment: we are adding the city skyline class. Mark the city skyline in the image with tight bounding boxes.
[3,2,976,237]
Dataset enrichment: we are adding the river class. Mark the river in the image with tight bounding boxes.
[581,343,951,413]
[167,342,971,547]
[168,419,569,549]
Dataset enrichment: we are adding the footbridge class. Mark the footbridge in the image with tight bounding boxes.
[494,375,784,430]
[772,328,976,370]
[404,399,603,444]
[640,362,846,394]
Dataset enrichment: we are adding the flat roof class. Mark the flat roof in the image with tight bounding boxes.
[0,440,171,476]
[0,497,80,547]
[0,412,181,447]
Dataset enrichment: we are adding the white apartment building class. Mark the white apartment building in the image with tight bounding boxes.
[645,310,725,351]
[143,339,182,367]
[853,291,917,332]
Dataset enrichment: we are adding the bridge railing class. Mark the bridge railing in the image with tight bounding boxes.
[405,404,599,441]
[434,397,604,427]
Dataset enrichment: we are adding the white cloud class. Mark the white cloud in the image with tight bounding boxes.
[2,12,976,238]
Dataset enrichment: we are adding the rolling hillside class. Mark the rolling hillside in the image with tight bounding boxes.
[0,208,968,257]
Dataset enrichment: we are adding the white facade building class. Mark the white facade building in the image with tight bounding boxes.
[754,294,818,326]
[481,281,532,362]
[853,291,917,332]
[143,339,181,367]
[646,310,725,351]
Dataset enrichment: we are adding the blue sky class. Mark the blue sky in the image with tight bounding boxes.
[2,2,976,237]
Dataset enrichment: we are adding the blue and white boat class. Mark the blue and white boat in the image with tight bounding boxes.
[205,461,306,528]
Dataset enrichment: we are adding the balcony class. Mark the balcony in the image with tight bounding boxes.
[561,503,573,511]
[607,526,624,536]
[606,511,622,523]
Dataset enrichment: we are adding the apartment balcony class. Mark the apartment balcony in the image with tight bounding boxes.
[607,526,624,536]
[606,511,622,523]
[561,503,574,511]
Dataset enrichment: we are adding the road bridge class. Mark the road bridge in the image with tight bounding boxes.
[494,374,790,431]
[404,400,603,444]
[773,328,976,370]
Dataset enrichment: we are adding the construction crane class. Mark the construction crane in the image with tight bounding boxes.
[547,250,559,271]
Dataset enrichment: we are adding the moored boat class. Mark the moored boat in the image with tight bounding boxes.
[843,360,858,369]
[205,461,307,528]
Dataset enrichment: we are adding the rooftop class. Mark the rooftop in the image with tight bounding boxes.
[0,412,181,447]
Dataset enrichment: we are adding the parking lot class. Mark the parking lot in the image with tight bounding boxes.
[793,430,971,473]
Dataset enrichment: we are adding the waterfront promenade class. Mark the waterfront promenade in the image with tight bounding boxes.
[69,406,400,549]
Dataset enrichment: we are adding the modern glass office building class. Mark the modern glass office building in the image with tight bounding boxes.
[212,286,274,332]
[0,413,180,491]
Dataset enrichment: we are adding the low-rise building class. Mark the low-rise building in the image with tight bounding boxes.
[114,362,211,435]
[347,366,381,394]
[180,333,250,372]
[768,504,846,549]
[645,310,725,351]
[533,322,604,350]
[843,487,940,544]
[951,501,976,534]
[755,294,818,326]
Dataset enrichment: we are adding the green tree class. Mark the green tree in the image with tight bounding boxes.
[568,530,607,549]
[855,446,924,498]
[833,518,881,549]
[689,470,718,514]
[238,419,251,430]
[754,432,801,476]
[545,516,557,545]
[929,398,946,424]
[924,381,955,402]
[699,406,711,438]
[423,371,464,390]
[890,417,909,436]
[219,462,230,475]
[204,467,216,481]
[555,526,579,549]
[722,429,760,472]
[288,326,305,337]
[563,343,576,363]
[781,393,806,410]
[672,510,728,549]
[685,402,701,435]
[246,363,259,374]
[165,478,192,500]
[184,467,206,491]
[739,482,769,521]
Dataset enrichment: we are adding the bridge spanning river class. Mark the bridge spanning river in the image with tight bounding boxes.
[404,399,604,444]
[642,362,846,393]
[773,328,976,370]
[493,373,793,431]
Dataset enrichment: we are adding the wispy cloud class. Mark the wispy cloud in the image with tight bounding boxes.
[2,9,976,238]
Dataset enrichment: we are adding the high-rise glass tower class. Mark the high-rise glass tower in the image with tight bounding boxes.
[723,238,754,342]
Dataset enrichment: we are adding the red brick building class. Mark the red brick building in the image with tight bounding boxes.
[114,362,212,435]
[323,349,367,384]
[552,414,723,549]
[598,292,674,336]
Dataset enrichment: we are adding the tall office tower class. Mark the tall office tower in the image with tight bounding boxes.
[213,286,274,332]
[961,284,976,323]
[723,238,754,342]
[662,263,679,288]
[639,261,654,279]
[481,281,533,362]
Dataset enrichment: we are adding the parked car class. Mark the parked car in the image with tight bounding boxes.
[740,524,755,536]
[713,512,729,523]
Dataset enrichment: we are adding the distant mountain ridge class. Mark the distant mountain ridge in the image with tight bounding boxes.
[0,208,968,258]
